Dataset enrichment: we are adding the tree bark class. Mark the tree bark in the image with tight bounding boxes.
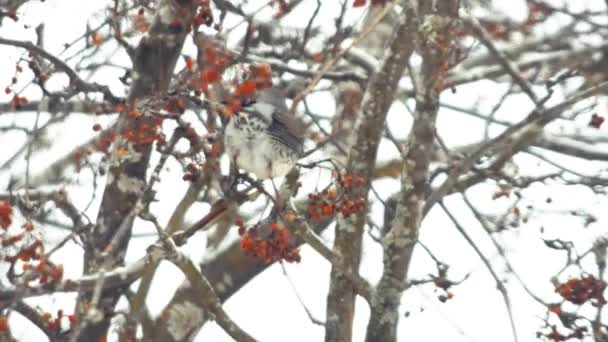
[75,1,196,341]
[325,2,418,341]
[365,1,461,341]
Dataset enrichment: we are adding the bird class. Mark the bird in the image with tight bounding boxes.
[224,88,304,179]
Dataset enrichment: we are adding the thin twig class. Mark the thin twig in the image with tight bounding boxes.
[440,201,519,342]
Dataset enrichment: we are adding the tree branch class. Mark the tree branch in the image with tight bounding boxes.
[326,2,418,341]
[365,2,460,341]
[0,37,121,102]
[154,241,258,342]
[74,1,198,340]
[424,80,608,215]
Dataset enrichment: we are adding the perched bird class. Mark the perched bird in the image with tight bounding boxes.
[224,88,304,179]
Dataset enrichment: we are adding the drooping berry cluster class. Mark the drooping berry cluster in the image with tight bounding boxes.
[237,219,300,264]
[555,275,607,305]
[0,309,76,335]
[0,201,63,285]
[3,235,64,285]
[193,44,230,92]
[40,309,77,332]
[307,174,366,221]
[22,257,64,284]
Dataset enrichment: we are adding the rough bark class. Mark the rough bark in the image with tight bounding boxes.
[324,2,418,341]
[75,1,196,341]
[364,1,461,341]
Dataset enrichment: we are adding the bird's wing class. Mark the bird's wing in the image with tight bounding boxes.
[242,88,305,156]
[268,114,304,156]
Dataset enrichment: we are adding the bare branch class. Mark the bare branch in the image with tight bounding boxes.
[465,16,541,105]
[439,201,518,342]
[425,80,608,215]
[155,241,258,342]
[0,37,121,102]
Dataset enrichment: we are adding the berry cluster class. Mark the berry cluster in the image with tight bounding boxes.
[40,309,76,332]
[6,58,50,104]
[237,220,300,264]
[3,237,63,285]
[4,63,25,106]
[539,325,586,342]
[192,44,229,93]
[307,174,366,221]
[556,275,606,305]
[3,236,41,262]
[94,129,117,153]
[190,0,215,30]
[223,64,273,118]
[121,117,165,147]
[22,258,64,285]
[0,202,63,285]
[0,201,12,229]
